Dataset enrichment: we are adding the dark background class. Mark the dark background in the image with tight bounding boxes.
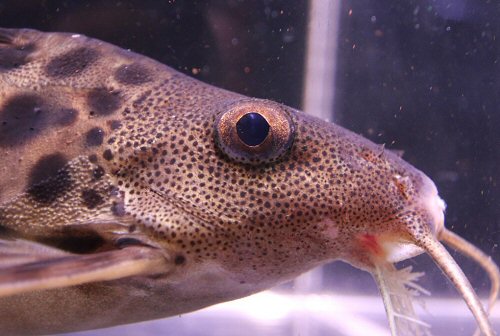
[1,0,498,295]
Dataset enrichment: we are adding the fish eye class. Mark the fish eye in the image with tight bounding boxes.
[214,100,295,164]
[236,112,270,146]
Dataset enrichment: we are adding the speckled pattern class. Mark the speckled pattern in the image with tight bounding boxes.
[0,28,466,334]
[0,27,434,258]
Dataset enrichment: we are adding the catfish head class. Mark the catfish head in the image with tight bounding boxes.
[0,28,497,336]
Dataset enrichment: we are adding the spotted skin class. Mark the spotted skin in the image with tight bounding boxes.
[0,28,497,336]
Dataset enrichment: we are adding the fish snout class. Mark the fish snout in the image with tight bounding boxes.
[354,170,447,265]
[382,171,447,262]
[416,173,447,237]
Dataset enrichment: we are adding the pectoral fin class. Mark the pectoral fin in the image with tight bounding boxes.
[0,239,170,297]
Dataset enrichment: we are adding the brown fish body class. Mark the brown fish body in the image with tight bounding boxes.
[0,28,497,335]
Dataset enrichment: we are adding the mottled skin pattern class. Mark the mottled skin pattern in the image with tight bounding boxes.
[0,28,494,335]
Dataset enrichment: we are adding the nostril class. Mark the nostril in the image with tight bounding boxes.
[392,174,412,200]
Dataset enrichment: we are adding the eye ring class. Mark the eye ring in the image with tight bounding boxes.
[214,99,295,165]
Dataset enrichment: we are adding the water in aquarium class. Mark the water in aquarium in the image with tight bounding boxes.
[0,1,498,335]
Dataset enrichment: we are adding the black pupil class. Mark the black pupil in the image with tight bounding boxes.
[236,113,270,146]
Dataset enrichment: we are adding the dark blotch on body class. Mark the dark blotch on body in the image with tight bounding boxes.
[0,94,80,147]
[87,88,121,116]
[114,63,152,85]
[45,47,98,78]
[0,43,35,71]
[0,94,45,147]
[81,189,104,209]
[27,153,72,204]
[85,127,105,147]
[29,153,67,185]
